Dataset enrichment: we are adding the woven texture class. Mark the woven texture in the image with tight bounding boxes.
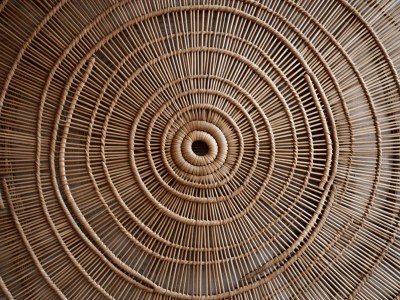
[0,1,399,299]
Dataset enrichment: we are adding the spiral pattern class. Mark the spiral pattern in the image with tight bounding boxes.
[0,1,399,299]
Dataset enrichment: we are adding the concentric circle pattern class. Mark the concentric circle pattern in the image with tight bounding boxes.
[0,1,399,299]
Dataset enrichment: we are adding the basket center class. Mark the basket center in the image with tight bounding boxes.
[191,140,209,156]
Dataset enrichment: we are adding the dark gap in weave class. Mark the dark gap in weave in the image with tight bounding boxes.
[192,140,209,156]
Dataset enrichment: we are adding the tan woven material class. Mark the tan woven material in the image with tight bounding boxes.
[0,1,399,299]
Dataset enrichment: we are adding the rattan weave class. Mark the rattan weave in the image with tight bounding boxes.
[0,0,399,299]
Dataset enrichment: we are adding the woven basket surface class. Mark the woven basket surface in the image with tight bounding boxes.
[0,1,399,299]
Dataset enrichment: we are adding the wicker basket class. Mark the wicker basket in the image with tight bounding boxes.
[0,0,399,299]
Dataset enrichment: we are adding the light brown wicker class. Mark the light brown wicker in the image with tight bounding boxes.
[0,0,399,299]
